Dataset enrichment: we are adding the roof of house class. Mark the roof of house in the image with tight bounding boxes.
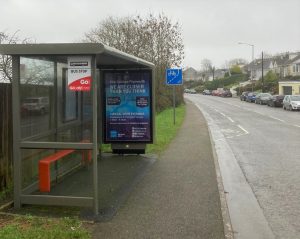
[286,54,300,64]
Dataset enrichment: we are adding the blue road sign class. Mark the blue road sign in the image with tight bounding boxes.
[166,68,183,85]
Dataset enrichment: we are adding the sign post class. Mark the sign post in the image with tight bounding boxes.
[166,68,183,125]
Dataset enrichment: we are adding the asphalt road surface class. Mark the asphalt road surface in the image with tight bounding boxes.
[92,101,225,239]
[186,94,300,239]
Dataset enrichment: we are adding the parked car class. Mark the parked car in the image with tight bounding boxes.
[202,89,211,95]
[184,89,197,94]
[283,95,300,111]
[221,90,232,97]
[245,92,257,103]
[212,90,219,96]
[21,97,49,115]
[267,95,284,107]
[240,91,249,101]
[255,93,272,105]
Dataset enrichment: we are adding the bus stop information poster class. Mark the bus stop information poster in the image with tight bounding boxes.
[103,70,152,143]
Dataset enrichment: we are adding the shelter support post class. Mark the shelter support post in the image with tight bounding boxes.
[12,56,21,209]
[92,56,99,216]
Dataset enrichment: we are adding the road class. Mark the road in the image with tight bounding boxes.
[186,94,300,239]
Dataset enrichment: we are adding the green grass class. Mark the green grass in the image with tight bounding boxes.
[0,215,90,239]
[146,105,185,154]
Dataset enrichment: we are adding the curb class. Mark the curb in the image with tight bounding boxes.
[192,99,275,239]
[207,122,234,239]
[193,102,234,239]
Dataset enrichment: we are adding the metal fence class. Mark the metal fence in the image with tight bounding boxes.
[0,83,12,192]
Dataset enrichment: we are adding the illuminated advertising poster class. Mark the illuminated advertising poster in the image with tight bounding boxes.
[103,70,152,143]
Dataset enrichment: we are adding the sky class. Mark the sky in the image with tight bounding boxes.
[1,0,300,70]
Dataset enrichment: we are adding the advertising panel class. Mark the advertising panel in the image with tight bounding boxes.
[103,70,152,143]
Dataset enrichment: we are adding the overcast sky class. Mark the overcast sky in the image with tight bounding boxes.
[1,0,300,70]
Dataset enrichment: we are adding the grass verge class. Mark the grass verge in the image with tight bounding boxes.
[0,214,90,239]
[146,104,185,154]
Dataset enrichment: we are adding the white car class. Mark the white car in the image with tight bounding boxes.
[283,95,300,111]
[22,97,49,114]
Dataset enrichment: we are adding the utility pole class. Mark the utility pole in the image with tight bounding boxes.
[261,51,264,93]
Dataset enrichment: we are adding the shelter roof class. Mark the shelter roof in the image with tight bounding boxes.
[0,43,154,68]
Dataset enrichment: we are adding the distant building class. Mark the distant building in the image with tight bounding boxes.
[246,57,274,81]
[183,67,198,81]
[278,80,300,95]
[245,51,300,81]
[208,69,226,81]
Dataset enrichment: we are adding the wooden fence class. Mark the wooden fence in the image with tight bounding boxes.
[0,83,12,192]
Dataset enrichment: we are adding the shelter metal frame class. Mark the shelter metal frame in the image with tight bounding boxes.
[0,43,155,216]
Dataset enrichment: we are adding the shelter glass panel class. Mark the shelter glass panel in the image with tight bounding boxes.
[21,148,93,198]
[19,56,93,143]
[20,57,54,139]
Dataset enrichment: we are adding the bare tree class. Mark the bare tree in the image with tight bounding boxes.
[201,59,213,72]
[0,31,31,193]
[84,13,185,111]
[0,31,31,82]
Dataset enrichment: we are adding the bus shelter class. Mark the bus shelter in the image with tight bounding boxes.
[0,43,155,216]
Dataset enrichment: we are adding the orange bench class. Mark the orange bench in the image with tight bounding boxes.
[38,149,91,192]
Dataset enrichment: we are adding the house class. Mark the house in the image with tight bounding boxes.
[207,69,226,81]
[183,67,199,81]
[284,54,300,77]
[272,52,300,95]
[245,57,274,81]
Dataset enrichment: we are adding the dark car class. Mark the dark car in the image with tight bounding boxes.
[245,92,257,103]
[255,93,272,105]
[240,91,249,101]
[267,95,284,107]
[221,90,232,97]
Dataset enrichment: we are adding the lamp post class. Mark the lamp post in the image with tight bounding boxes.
[238,42,254,91]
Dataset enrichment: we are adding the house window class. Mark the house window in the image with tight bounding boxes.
[293,64,300,73]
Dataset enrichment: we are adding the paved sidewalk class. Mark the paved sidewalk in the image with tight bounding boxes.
[92,101,225,238]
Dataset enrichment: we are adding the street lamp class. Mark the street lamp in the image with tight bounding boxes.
[238,42,255,91]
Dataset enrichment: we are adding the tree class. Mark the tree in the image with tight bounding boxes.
[201,59,213,73]
[228,58,248,67]
[0,31,30,193]
[84,14,185,111]
[230,65,242,75]
[0,31,31,82]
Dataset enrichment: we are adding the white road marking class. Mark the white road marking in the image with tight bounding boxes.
[269,116,285,122]
[294,125,300,128]
[227,117,235,123]
[237,125,249,135]
[220,112,226,117]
